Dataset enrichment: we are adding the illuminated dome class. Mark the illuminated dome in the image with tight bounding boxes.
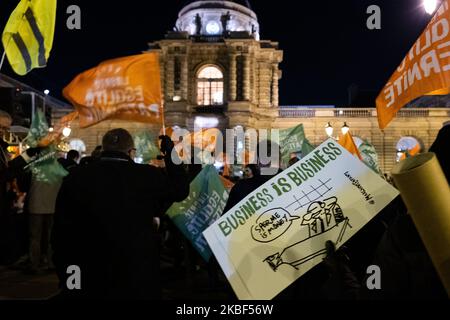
[175,0,260,40]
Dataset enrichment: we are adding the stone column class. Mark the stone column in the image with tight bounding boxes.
[159,56,165,103]
[229,54,237,101]
[271,64,279,107]
[165,56,175,101]
[258,62,271,108]
[252,57,257,103]
[243,54,251,101]
[181,55,188,101]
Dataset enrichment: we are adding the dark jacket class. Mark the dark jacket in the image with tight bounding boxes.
[223,174,273,214]
[51,151,189,299]
[58,158,78,172]
[0,139,28,264]
[429,124,450,182]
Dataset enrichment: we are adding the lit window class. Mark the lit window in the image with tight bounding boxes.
[396,136,422,162]
[69,139,86,154]
[197,66,224,106]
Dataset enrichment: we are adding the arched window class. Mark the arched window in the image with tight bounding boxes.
[396,136,422,162]
[197,66,224,106]
[69,139,86,154]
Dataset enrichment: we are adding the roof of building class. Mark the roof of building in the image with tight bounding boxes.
[183,0,252,9]
[0,73,71,109]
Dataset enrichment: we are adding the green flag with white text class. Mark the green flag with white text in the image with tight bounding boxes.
[166,165,229,261]
[279,124,307,166]
[24,110,67,183]
[25,110,48,148]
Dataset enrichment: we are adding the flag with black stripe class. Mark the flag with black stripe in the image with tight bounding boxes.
[2,0,57,75]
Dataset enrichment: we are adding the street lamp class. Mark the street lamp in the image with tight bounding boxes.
[62,126,72,138]
[325,122,350,138]
[325,122,334,137]
[424,0,438,15]
[341,122,350,135]
[44,89,50,95]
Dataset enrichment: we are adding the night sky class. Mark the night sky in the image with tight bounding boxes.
[0,0,434,106]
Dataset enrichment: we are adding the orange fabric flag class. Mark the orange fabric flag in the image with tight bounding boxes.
[376,0,450,129]
[339,132,362,160]
[219,175,235,191]
[409,143,421,157]
[63,53,162,128]
[400,143,421,161]
[37,112,80,147]
[174,129,221,152]
[60,111,79,126]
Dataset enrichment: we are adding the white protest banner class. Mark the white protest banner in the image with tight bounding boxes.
[203,139,399,300]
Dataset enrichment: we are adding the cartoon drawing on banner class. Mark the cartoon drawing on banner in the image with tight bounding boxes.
[256,178,352,272]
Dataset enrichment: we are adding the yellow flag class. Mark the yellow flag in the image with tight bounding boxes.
[2,0,57,75]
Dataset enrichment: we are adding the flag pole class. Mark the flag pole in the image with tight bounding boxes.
[161,99,166,136]
[1,25,15,73]
[0,51,7,73]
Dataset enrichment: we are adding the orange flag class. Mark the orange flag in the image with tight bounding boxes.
[400,143,421,161]
[63,53,162,128]
[174,129,221,152]
[219,175,235,191]
[339,132,362,160]
[60,111,79,126]
[376,0,450,129]
[36,112,79,147]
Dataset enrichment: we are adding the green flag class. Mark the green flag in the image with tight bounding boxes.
[25,110,48,148]
[166,165,229,261]
[279,124,307,166]
[301,138,315,158]
[26,145,68,184]
[24,110,67,183]
[359,140,381,174]
[134,131,160,163]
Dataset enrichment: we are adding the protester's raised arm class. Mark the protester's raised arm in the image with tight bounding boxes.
[159,135,189,203]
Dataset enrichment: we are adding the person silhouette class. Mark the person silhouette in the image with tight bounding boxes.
[221,11,231,34]
[195,13,202,35]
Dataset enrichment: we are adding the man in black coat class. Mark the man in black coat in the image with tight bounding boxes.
[51,128,189,299]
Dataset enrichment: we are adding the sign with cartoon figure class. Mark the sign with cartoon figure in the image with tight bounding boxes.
[203,139,399,300]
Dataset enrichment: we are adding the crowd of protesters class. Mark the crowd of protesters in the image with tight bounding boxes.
[0,107,449,299]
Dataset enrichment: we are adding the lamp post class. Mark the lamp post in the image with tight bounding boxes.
[341,122,350,135]
[325,122,351,139]
[62,126,72,138]
[325,122,334,137]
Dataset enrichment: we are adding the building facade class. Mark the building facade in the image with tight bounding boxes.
[55,0,450,173]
